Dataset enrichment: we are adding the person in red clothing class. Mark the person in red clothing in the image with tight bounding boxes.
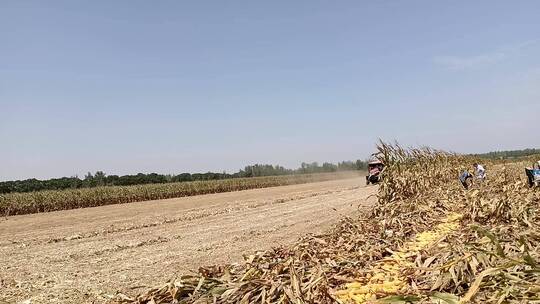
[369,166,380,176]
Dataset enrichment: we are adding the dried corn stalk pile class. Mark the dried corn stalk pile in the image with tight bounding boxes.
[336,212,463,303]
[114,142,539,304]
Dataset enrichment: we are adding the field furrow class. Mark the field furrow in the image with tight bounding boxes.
[0,177,374,304]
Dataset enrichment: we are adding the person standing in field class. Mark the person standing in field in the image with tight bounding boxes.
[473,163,486,181]
[459,170,473,189]
[526,161,540,187]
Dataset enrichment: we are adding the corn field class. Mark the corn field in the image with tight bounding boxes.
[0,172,356,216]
[113,142,540,303]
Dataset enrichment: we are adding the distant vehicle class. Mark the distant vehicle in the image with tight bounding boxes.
[366,160,384,185]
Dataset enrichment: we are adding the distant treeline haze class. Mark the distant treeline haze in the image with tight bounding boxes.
[0,160,367,194]
[471,148,540,159]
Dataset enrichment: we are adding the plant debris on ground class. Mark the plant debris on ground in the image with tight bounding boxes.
[113,142,540,304]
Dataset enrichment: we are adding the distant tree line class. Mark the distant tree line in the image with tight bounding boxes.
[0,160,368,194]
[471,148,540,159]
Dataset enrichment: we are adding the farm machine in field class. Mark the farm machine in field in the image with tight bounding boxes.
[366,159,384,185]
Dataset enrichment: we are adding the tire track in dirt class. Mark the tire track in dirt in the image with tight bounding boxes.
[42,187,358,246]
[0,177,376,304]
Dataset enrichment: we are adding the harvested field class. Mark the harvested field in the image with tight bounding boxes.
[113,143,540,304]
[0,177,375,304]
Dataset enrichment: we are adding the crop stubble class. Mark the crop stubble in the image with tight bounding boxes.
[115,143,539,303]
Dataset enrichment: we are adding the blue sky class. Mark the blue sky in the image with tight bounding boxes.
[1,1,539,181]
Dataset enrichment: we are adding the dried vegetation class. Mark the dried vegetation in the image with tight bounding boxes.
[113,142,539,304]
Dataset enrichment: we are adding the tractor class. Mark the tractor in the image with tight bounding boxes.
[366,160,384,185]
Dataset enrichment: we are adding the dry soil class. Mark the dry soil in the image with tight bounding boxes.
[0,177,376,303]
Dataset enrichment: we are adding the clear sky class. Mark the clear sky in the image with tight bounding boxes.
[1,1,539,181]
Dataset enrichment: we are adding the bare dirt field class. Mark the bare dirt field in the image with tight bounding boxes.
[0,177,376,304]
